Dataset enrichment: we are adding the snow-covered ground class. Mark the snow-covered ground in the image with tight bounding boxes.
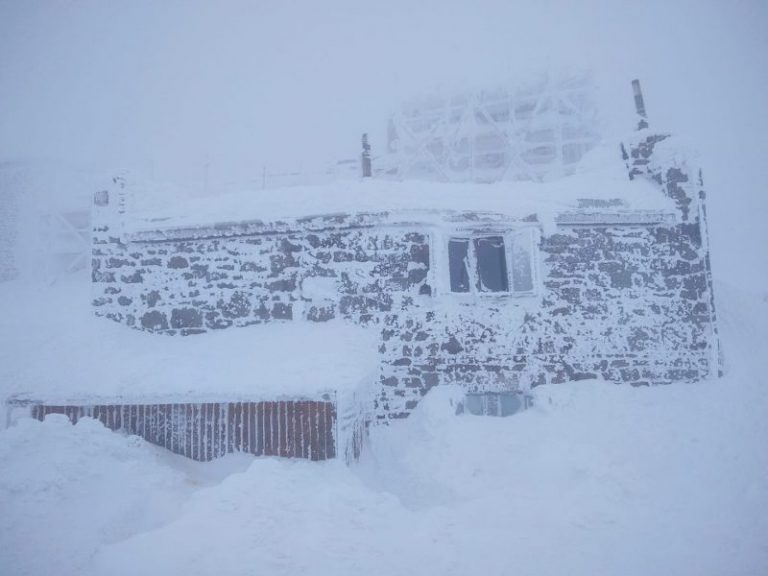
[1,277,766,576]
[0,272,378,404]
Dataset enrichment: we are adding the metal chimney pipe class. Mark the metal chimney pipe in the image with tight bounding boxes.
[361,133,372,178]
[632,79,649,130]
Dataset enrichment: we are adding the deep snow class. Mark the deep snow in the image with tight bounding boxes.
[1,279,766,576]
[0,274,378,404]
[124,145,667,236]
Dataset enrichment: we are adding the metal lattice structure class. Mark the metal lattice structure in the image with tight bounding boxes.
[39,209,90,280]
[386,76,601,183]
[0,162,96,283]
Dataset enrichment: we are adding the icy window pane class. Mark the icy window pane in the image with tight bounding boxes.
[465,393,523,417]
[485,393,500,415]
[448,238,471,292]
[473,236,508,292]
[465,394,483,415]
[499,393,523,416]
[511,231,534,293]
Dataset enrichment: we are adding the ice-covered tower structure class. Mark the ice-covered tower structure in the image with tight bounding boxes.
[385,75,600,183]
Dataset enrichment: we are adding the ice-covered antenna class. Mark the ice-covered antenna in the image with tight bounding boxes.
[361,133,372,178]
[632,79,649,130]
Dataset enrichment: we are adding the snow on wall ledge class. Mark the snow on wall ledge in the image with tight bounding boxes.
[90,139,719,421]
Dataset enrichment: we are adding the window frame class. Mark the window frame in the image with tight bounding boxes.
[440,226,540,298]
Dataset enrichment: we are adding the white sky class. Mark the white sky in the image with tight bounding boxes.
[1,0,766,288]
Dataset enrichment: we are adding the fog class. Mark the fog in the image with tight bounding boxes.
[1,0,766,287]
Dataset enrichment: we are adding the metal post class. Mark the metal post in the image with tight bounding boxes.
[361,133,372,178]
[632,79,649,130]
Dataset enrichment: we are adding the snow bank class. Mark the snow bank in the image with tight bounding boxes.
[0,415,191,576]
[1,274,766,576]
[0,274,379,404]
[0,282,751,576]
[85,459,427,576]
[357,282,768,575]
[126,158,670,236]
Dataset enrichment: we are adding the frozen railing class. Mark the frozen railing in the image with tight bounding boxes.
[6,396,339,462]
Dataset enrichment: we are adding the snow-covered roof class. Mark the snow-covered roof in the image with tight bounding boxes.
[125,148,674,238]
[1,278,379,405]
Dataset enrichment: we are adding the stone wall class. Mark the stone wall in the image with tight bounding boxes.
[91,134,719,420]
[92,217,717,421]
[93,203,555,419]
[93,208,434,418]
[526,222,715,386]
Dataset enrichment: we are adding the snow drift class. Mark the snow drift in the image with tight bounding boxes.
[1,280,766,576]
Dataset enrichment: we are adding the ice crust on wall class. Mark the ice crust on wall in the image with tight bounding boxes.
[88,136,719,420]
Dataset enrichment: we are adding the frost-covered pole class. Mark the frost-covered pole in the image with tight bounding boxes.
[361,133,372,178]
[632,79,649,130]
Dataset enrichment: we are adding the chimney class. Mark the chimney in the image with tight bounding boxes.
[361,133,372,178]
[632,79,649,130]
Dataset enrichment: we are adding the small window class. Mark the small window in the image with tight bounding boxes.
[465,392,526,417]
[447,229,536,295]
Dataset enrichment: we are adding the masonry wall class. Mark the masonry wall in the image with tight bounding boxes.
[92,211,717,420]
[93,213,439,418]
[94,205,554,419]
[90,131,719,420]
[528,222,715,386]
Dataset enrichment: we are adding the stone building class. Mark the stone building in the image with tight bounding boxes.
[90,122,720,424]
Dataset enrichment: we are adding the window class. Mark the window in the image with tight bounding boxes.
[447,229,536,295]
[464,392,529,417]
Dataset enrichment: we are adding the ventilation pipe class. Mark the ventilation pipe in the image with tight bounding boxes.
[632,79,649,130]
[361,133,372,178]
